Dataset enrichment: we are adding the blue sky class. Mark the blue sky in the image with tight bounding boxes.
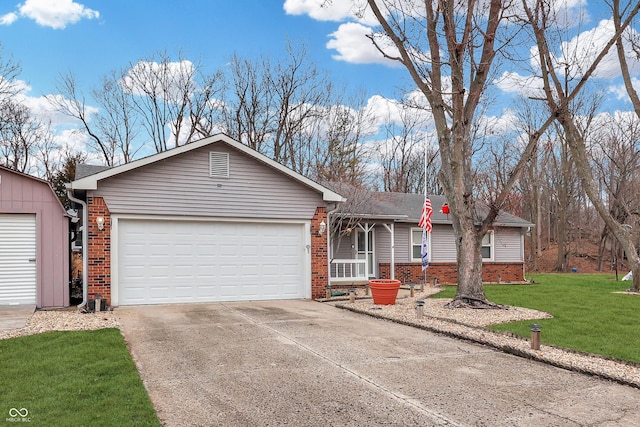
[1,0,639,160]
[0,1,407,100]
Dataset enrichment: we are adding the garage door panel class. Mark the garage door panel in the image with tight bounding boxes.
[0,214,36,305]
[118,219,307,305]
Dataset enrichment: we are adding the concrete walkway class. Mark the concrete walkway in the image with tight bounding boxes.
[117,300,640,426]
[0,305,35,330]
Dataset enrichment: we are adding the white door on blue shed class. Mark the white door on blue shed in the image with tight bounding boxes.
[115,218,308,305]
[0,214,37,305]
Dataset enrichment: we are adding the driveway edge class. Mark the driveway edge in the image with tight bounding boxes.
[335,303,640,389]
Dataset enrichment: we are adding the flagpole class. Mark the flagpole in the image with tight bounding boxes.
[424,143,427,288]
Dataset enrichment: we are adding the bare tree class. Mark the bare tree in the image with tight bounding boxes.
[121,49,220,151]
[524,0,640,291]
[50,52,223,163]
[0,45,21,100]
[591,112,640,271]
[0,99,54,174]
[91,70,140,164]
[377,104,439,193]
[220,43,335,168]
[365,0,546,307]
[48,72,119,166]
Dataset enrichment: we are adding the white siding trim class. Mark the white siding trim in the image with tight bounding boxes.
[110,214,311,306]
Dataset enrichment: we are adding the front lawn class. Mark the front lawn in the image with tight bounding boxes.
[0,328,159,426]
[434,274,640,363]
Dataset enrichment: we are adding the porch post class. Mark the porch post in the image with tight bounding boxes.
[382,223,395,280]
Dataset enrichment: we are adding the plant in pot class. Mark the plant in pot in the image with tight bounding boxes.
[368,279,402,305]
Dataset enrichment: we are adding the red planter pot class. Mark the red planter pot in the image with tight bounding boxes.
[368,279,402,305]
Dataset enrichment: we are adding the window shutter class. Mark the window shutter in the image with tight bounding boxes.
[209,152,229,178]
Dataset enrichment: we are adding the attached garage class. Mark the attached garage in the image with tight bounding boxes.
[70,134,344,307]
[114,218,308,305]
[0,166,70,307]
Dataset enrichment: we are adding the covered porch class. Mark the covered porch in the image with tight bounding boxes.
[328,220,402,286]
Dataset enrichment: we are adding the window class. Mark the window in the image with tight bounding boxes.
[209,152,229,178]
[411,228,430,262]
[482,231,494,260]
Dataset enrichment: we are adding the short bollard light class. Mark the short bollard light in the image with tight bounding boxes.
[530,324,541,350]
[410,283,415,297]
[416,300,425,320]
[365,282,370,296]
[349,288,356,303]
[325,285,332,299]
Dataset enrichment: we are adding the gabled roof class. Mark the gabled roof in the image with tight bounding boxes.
[0,165,69,215]
[70,133,345,203]
[342,191,534,228]
[0,164,53,186]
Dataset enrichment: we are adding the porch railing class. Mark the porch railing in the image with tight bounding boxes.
[329,259,367,282]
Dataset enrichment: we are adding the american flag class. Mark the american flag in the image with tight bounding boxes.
[418,194,433,233]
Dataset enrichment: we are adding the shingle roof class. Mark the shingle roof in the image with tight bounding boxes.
[75,164,110,180]
[344,191,533,228]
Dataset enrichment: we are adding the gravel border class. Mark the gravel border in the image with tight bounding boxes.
[0,309,120,340]
[332,287,640,389]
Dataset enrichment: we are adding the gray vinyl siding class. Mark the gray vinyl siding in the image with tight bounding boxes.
[375,225,392,263]
[93,144,324,219]
[394,226,411,261]
[430,224,457,262]
[494,227,524,262]
[332,235,354,259]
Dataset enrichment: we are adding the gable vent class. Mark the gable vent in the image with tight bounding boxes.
[209,152,229,178]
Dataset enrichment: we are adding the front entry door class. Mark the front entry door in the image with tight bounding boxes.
[356,228,375,278]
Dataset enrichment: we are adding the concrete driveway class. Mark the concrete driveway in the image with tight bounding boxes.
[0,305,35,330]
[117,300,640,426]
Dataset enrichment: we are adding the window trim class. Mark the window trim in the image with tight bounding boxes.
[410,227,431,263]
[482,230,494,261]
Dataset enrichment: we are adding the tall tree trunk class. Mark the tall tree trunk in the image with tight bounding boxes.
[560,118,640,291]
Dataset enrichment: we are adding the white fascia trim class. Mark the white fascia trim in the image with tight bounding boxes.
[71,134,346,203]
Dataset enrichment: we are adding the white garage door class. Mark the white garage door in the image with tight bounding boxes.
[0,214,37,305]
[117,219,307,305]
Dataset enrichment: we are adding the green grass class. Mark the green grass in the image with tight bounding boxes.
[0,328,160,426]
[433,274,640,363]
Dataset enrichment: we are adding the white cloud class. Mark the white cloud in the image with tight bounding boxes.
[1,0,100,29]
[284,0,355,21]
[494,71,545,98]
[608,78,640,101]
[22,93,96,128]
[0,12,18,25]
[554,19,640,80]
[477,110,519,136]
[121,60,196,99]
[327,22,400,66]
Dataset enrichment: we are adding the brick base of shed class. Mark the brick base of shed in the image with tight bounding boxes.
[378,262,526,285]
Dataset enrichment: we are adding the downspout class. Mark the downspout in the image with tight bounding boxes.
[326,203,340,289]
[66,185,88,308]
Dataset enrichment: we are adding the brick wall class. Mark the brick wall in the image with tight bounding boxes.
[85,202,330,303]
[379,262,525,284]
[311,207,328,299]
[87,197,111,305]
